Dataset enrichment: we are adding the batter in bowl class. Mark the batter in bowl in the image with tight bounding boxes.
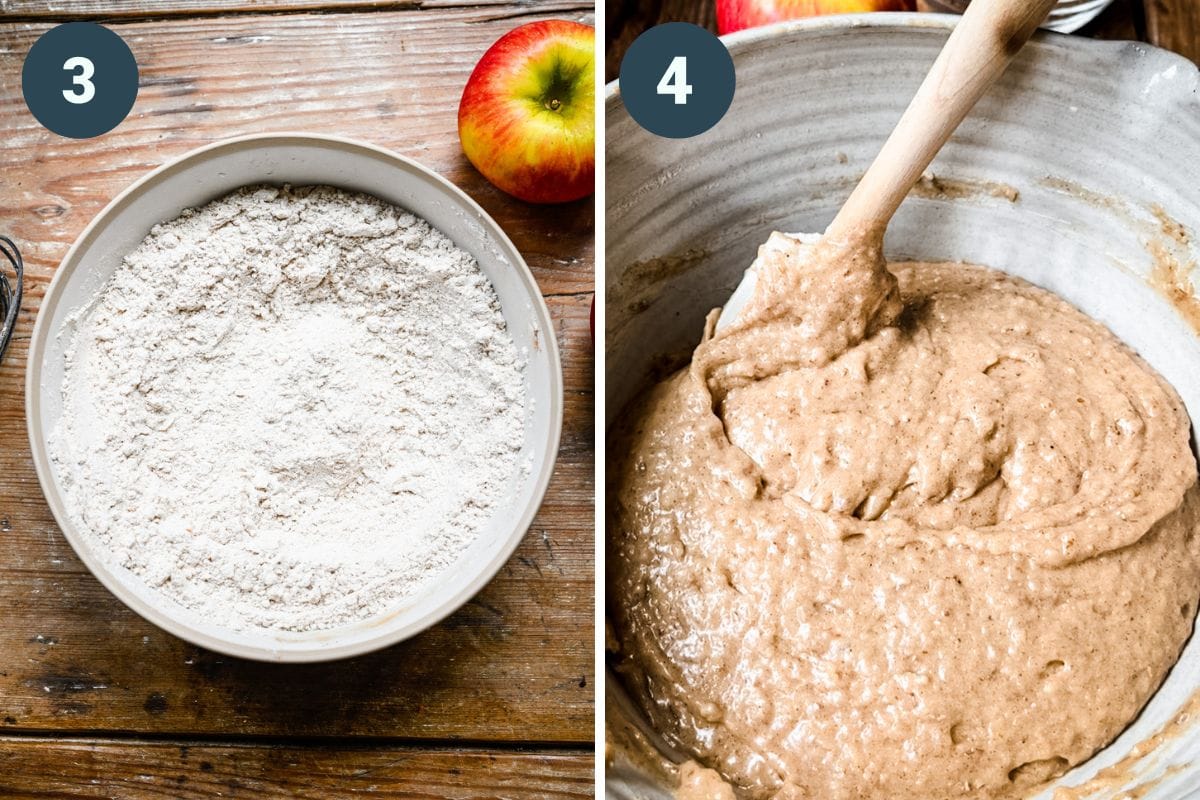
[609,230,1200,799]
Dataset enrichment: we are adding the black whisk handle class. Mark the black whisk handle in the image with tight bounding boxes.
[0,236,23,363]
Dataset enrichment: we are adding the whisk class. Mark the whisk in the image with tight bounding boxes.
[0,236,23,362]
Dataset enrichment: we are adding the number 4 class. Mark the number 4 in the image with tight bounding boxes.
[657,56,693,105]
[62,56,96,105]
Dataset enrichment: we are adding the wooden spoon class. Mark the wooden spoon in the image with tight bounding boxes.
[716,0,1058,332]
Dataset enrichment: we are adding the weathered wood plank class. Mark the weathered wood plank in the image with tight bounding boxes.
[1145,0,1200,63]
[0,5,594,743]
[0,0,589,19]
[0,737,594,798]
[0,7,595,299]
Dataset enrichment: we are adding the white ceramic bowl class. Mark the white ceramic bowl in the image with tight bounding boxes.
[27,133,562,663]
[606,14,1200,799]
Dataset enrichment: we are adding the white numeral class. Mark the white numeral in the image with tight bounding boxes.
[62,56,96,105]
[656,56,693,105]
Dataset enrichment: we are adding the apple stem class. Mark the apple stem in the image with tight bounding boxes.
[546,98,561,111]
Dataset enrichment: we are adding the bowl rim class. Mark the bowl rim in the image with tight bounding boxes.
[604,11,1200,103]
[24,131,564,663]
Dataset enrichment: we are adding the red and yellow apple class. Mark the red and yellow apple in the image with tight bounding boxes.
[458,20,595,204]
[717,0,913,35]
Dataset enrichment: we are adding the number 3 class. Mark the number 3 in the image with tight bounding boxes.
[657,56,693,106]
[62,56,96,105]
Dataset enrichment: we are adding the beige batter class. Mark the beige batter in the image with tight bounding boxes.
[609,230,1200,799]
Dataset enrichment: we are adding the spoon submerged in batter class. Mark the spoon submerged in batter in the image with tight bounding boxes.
[716,0,1057,333]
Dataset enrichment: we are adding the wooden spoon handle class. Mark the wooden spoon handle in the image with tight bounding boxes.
[826,0,1056,242]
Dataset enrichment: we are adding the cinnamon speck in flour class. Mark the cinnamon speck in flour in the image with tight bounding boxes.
[49,185,530,632]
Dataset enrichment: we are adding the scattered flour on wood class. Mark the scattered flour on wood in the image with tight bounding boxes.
[50,185,530,632]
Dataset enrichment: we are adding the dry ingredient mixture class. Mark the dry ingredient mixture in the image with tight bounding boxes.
[51,185,529,633]
[610,230,1200,799]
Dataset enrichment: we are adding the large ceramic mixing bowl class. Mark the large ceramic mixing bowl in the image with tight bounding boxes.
[28,133,562,662]
[606,14,1200,799]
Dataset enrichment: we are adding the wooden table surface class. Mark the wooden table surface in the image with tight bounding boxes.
[0,2,595,797]
[607,0,1200,81]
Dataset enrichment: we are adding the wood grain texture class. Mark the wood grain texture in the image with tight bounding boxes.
[1145,0,1200,63]
[0,737,593,798]
[0,0,581,19]
[0,4,594,745]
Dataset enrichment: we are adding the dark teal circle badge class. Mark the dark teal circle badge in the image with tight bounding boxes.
[22,22,139,139]
[619,23,735,139]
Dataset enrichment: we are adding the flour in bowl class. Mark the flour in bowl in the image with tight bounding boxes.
[49,185,530,633]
